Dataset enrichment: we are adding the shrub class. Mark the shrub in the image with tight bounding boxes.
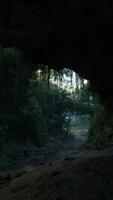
[87,105,113,148]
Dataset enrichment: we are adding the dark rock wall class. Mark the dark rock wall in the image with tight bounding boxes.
[0,1,113,106]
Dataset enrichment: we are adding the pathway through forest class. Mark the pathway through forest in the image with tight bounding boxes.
[21,128,88,165]
[8,126,113,172]
[0,127,88,173]
[2,126,113,174]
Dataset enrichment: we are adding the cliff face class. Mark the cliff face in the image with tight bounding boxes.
[0,1,113,105]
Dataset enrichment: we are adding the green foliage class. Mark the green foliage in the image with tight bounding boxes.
[70,101,94,115]
[87,105,113,148]
[29,79,71,136]
[0,47,72,168]
[20,97,47,146]
[70,82,96,116]
[0,141,37,169]
[0,46,29,114]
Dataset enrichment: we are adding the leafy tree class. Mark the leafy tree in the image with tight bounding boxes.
[87,105,113,148]
[0,49,73,168]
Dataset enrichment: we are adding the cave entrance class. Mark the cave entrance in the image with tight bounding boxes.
[0,47,95,170]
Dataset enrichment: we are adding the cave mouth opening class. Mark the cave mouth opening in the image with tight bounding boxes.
[0,45,104,171]
[34,65,93,147]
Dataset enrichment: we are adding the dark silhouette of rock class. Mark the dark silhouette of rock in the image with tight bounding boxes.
[0,1,113,105]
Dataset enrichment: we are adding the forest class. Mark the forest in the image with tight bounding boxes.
[0,46,95,169]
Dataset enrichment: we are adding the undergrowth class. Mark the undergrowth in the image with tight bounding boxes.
[87,105,113,149]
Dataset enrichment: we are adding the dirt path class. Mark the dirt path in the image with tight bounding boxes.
[1,128,113,196]
[64,128,88,150]
[8,127,113,172]
[2,127,113,173]
[20,129,88,163]
[0,128,88,173]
